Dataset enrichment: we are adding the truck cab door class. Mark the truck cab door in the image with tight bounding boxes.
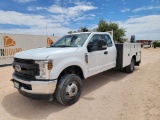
[87,34,117,77]
[87,34,106,76]
[100,34,116,72]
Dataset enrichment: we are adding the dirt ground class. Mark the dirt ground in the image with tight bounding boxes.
[0,48,160,120]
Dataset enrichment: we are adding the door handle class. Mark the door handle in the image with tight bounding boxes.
[104,51,108,54]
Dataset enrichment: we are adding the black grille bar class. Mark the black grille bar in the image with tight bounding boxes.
[15,72,35,80]
[14,58,35,64]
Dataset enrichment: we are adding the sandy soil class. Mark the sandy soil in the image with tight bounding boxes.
[0,48,160,120]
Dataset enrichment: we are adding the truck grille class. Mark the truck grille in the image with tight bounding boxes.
[13,58,39,80]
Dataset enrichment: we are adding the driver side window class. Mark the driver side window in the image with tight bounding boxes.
[88,34,103,51]
[104,34,113,47]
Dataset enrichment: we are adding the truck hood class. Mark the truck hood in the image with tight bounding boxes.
[14,47,78,60]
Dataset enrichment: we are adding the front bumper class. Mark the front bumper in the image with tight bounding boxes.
[12,73,57,94]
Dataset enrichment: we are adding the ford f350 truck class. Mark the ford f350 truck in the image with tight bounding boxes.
[11,32,141,105]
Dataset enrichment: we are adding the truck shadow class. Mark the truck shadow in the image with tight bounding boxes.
[82,68,130,97]
[2,68,138,120]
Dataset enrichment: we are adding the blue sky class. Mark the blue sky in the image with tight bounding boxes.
[0,0,160,40]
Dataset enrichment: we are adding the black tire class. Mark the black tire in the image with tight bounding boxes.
[125,58,135,73]
[55,74,82,106]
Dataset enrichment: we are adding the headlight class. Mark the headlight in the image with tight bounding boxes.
[35,60,53,79]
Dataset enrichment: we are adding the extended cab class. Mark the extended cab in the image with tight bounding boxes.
[12,32,141,105]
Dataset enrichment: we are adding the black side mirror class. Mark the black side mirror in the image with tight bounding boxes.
[97,39,107,50]
[87,44,94,52]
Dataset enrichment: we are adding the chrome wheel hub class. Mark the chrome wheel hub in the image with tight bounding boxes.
[66,82,78,98]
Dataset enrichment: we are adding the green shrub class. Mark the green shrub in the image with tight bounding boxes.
[153,41,160,48]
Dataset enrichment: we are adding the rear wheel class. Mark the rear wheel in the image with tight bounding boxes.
[125,58,135,73]
[55,74,82,106]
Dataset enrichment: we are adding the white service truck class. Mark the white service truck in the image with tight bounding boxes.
[11,32,141,105]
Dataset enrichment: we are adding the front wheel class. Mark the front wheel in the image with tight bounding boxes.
[55,74,82,106]
[125,58,135,73]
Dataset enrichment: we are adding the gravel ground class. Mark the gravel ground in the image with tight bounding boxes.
[0,48,160,120]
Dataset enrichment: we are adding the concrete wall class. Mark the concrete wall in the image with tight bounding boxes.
[0,33,60,65]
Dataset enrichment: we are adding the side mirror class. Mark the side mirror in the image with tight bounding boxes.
[87,44,94,52]
[97,39,107,50]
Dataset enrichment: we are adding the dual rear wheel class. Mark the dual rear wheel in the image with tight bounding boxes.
[125,58,135,73]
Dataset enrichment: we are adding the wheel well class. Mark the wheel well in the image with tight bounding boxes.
[58,65,84,80]
[132,55,136,62]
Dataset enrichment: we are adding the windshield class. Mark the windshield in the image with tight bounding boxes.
[51,33,90,47]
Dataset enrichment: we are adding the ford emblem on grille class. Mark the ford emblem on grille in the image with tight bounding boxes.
[15,65,21,72]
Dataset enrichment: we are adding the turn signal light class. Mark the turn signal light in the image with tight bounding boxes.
[48,61,53,70]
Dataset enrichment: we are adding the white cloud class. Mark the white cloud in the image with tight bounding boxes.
[0,10,71,36]
[133,6,160,12]
[27,2,97,19]
[46,3,97,24]
[117,15,160,40]
[48,5,64,14]
[73,14,95,21]
[27,2,97,25]
[47,3,97,18]
[13,0,36,3]
[0,10,60,27]
[129,15,141,18]
[28,6,47,11]
[121,8,130,13]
